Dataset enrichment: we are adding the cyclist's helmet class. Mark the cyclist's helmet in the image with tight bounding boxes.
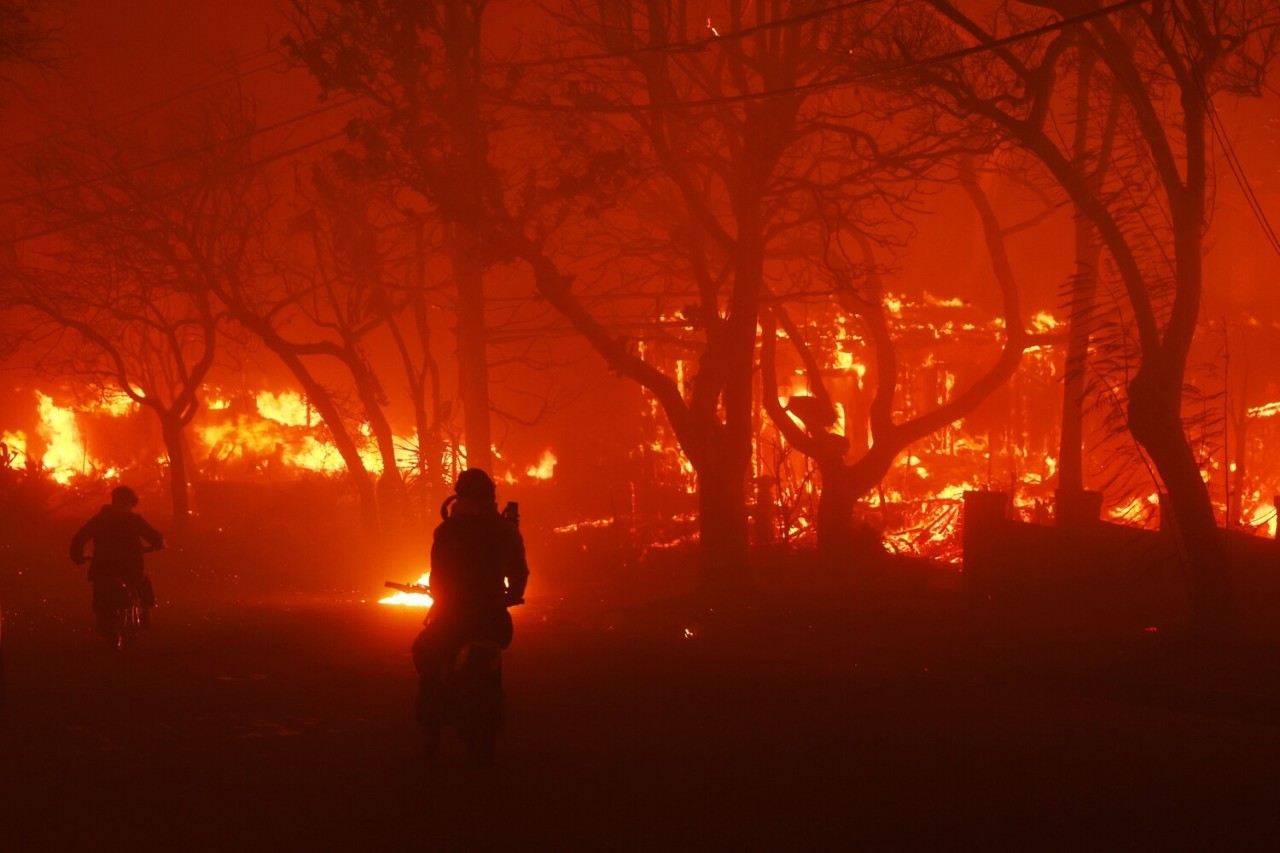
[111,486,139,507]
[455,468,496,502]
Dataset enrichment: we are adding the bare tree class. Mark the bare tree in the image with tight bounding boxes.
[869,0,1280,636]
[4,99,254,526]
[0,0,60,95]
[286,0,501,474]
[279,163,417,524]
[761,157,1044,558]
[282,0,955,593]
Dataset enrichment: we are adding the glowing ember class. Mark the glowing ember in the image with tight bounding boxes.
[553,517,614,534]
[1248,401,1280,420]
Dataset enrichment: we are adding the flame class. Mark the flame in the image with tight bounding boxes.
[37,393,87,484]
[256,391,310,426]
[1108,493,1161,525]
[925,292,966,308]
[379,573,433,607]
[195,391,426,478]
[1,430,28,469]
[526,450,557,480]
[554,516,614,534]
[9,283,1280,568]
[1248,504,1278,538]
[92,393,138,417]
[1031,310,1061,333]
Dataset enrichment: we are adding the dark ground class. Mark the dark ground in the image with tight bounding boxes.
[4,557,1280,851]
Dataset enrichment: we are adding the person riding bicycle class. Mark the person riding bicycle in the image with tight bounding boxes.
[70,486,165,638]
[411,468,528,733]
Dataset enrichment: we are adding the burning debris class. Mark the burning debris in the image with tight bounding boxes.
[380,574,433,607]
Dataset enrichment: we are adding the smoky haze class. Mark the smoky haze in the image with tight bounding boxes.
[4,3,1280,844]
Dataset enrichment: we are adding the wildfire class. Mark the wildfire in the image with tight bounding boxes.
[6,281,1280,576]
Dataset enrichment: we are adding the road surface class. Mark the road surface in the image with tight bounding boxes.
[3,589,1279,850]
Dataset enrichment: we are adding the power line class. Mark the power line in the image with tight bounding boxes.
[0,95,359,208]
[0,129,346,249]
[492,0,886,70]
[485,0,1149,113]
[0,0,1154,244]
[0,49,291,158]
[2,0,1147,205]
[1171,4,1280,256]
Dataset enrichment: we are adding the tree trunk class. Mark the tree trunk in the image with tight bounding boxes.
[450,224,492,473]
[1060,46,1110,501]
[815,461,857,560]
[695,442,751,599]
[269,343,381,534]
[1059,211,1099,493]
[158,413,190,530]
[351,358,407,527]
[1128,363,1231,636]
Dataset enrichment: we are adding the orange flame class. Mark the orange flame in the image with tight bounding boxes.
[379,573,433,607]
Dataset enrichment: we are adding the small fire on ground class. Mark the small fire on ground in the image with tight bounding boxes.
[379,573,433,607]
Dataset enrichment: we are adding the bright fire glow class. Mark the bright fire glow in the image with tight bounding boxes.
[526,450,557,479]
[1248,505,1278,538]
[379,573,433,607]
[1,430,28,469]
[256,391,310,426]
[1031,310,1061,333]
[38,393,87,484]
[94,393,138,417]
[7,279,1280,581]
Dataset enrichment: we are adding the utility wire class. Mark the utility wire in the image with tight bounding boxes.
[1171,4,1280,256]
[0,0,1152,243]
[0,95,360,208]
[488,0,1150,113]
[4,0,1145,203]
[0,0,871,166]
[0,49,290,158]
[0,130,346,249]
[493,0,886,69]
